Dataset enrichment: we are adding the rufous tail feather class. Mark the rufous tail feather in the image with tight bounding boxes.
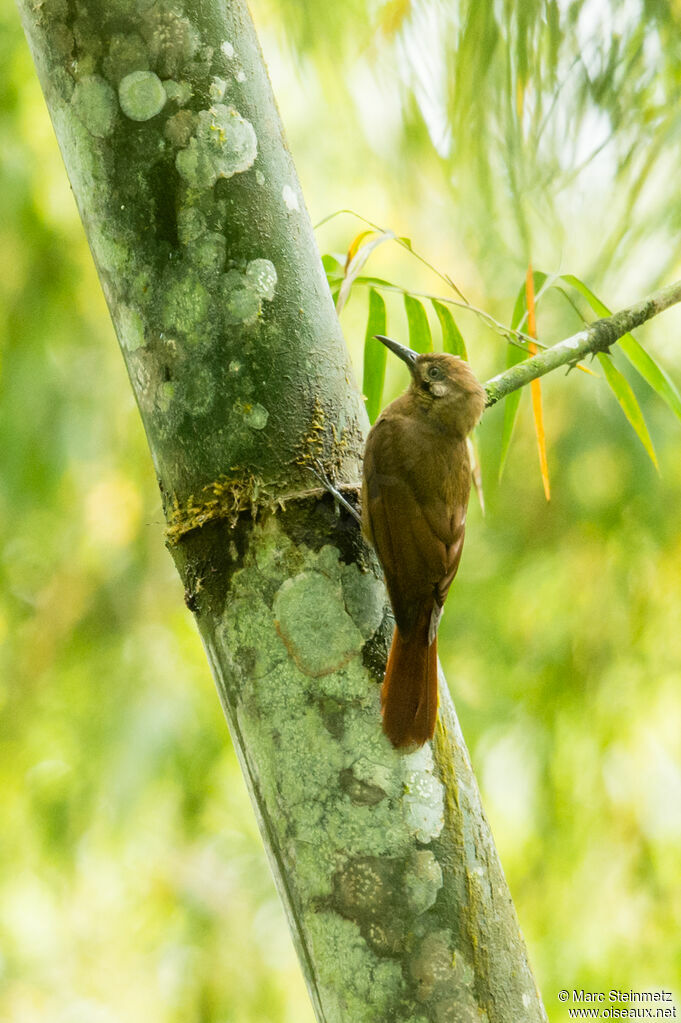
[381,606,438,748]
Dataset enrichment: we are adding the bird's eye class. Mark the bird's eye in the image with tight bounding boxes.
[427,365,442,380]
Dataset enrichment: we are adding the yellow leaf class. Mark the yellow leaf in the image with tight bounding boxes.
[344,230,375,271]
[526,265,551,501]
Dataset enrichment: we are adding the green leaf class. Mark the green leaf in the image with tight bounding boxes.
[351,275,396,289]
[404,294,432,353]
[498,271,547,481]
[321,253,344,307]
[322,252,344,280]
[617,335,681,423]
[362,289,387,424]
[498,349,526,482]
[597,353,658,468]
[432,299,467,358]
[561,274,681,424]
[560,274,610,317]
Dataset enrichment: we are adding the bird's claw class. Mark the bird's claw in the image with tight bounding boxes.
[305,460,361,526]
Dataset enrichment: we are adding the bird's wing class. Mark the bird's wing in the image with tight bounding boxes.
[363,419,465,636]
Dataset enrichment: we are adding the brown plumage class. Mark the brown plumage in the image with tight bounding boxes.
[362,337,486,748]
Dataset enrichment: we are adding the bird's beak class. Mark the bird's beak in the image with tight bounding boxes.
[374,335,418,372]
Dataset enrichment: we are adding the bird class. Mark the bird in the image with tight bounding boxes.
[361,335,486,748]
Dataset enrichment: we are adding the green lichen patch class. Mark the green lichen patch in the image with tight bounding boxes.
[221,269,261,324]
[272,705,347,806]
[403,758,446,844]
[70,75,117,137]
[333,856,399,923]
[164,107,195,146]
[314,653,369,701]
[163,79,192,106]
[160,267,210,334]
[341,562,385,639]
[323,792,411,860]
[313,545,342,580]
[340,708,399,776]
[410,932,482,1021]
[175,104,257,189]
[140,1,200,78]
[209,76,227,102]
[294,842,336,901]
[218,595,287,680]
[347,755,400,801]
[102,32,149,84]
[241,402,269,430]
[404,850,443,915]
[305,911,405,1023]
[248,660,310,725]
[273,571,364,677]
[250,520,306,586]
[203,518,478,1015]
[119,70,166,121]
[245,257,277,300]
[219,259,277,325]
[339,767,387,807]
[185,231,227,276]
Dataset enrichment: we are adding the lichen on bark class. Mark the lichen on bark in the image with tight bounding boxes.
[18,0,548,1018]
[170,501,546,1023]
[18,0,364,509]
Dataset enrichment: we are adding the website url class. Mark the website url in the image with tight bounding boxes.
[568,1010,676,1019]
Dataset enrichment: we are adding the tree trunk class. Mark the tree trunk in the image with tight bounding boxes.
[17,0,548,1018]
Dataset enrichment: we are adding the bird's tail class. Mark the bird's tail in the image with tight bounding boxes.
[381,606,438,748]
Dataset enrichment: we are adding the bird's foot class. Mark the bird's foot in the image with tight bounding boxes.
[306,459,361,526]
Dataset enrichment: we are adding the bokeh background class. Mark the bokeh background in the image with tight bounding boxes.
[2,0,681,1020]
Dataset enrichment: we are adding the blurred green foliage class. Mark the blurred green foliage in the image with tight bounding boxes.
[2,0,681,1020]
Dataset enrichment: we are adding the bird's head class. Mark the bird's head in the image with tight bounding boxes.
[375,335,486,436]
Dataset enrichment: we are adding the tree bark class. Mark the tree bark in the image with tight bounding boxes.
[484,278,681,406]
[17,0,547,1019]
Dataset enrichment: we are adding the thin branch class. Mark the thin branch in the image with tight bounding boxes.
[315,208,470,303]
[316,209,557,354]
[484,279,681,407]
[363,280,541,352]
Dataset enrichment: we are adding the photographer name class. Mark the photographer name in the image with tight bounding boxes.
[573,992,674,1004]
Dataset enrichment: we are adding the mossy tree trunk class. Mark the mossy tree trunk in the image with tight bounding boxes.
[17,0,547,1019]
